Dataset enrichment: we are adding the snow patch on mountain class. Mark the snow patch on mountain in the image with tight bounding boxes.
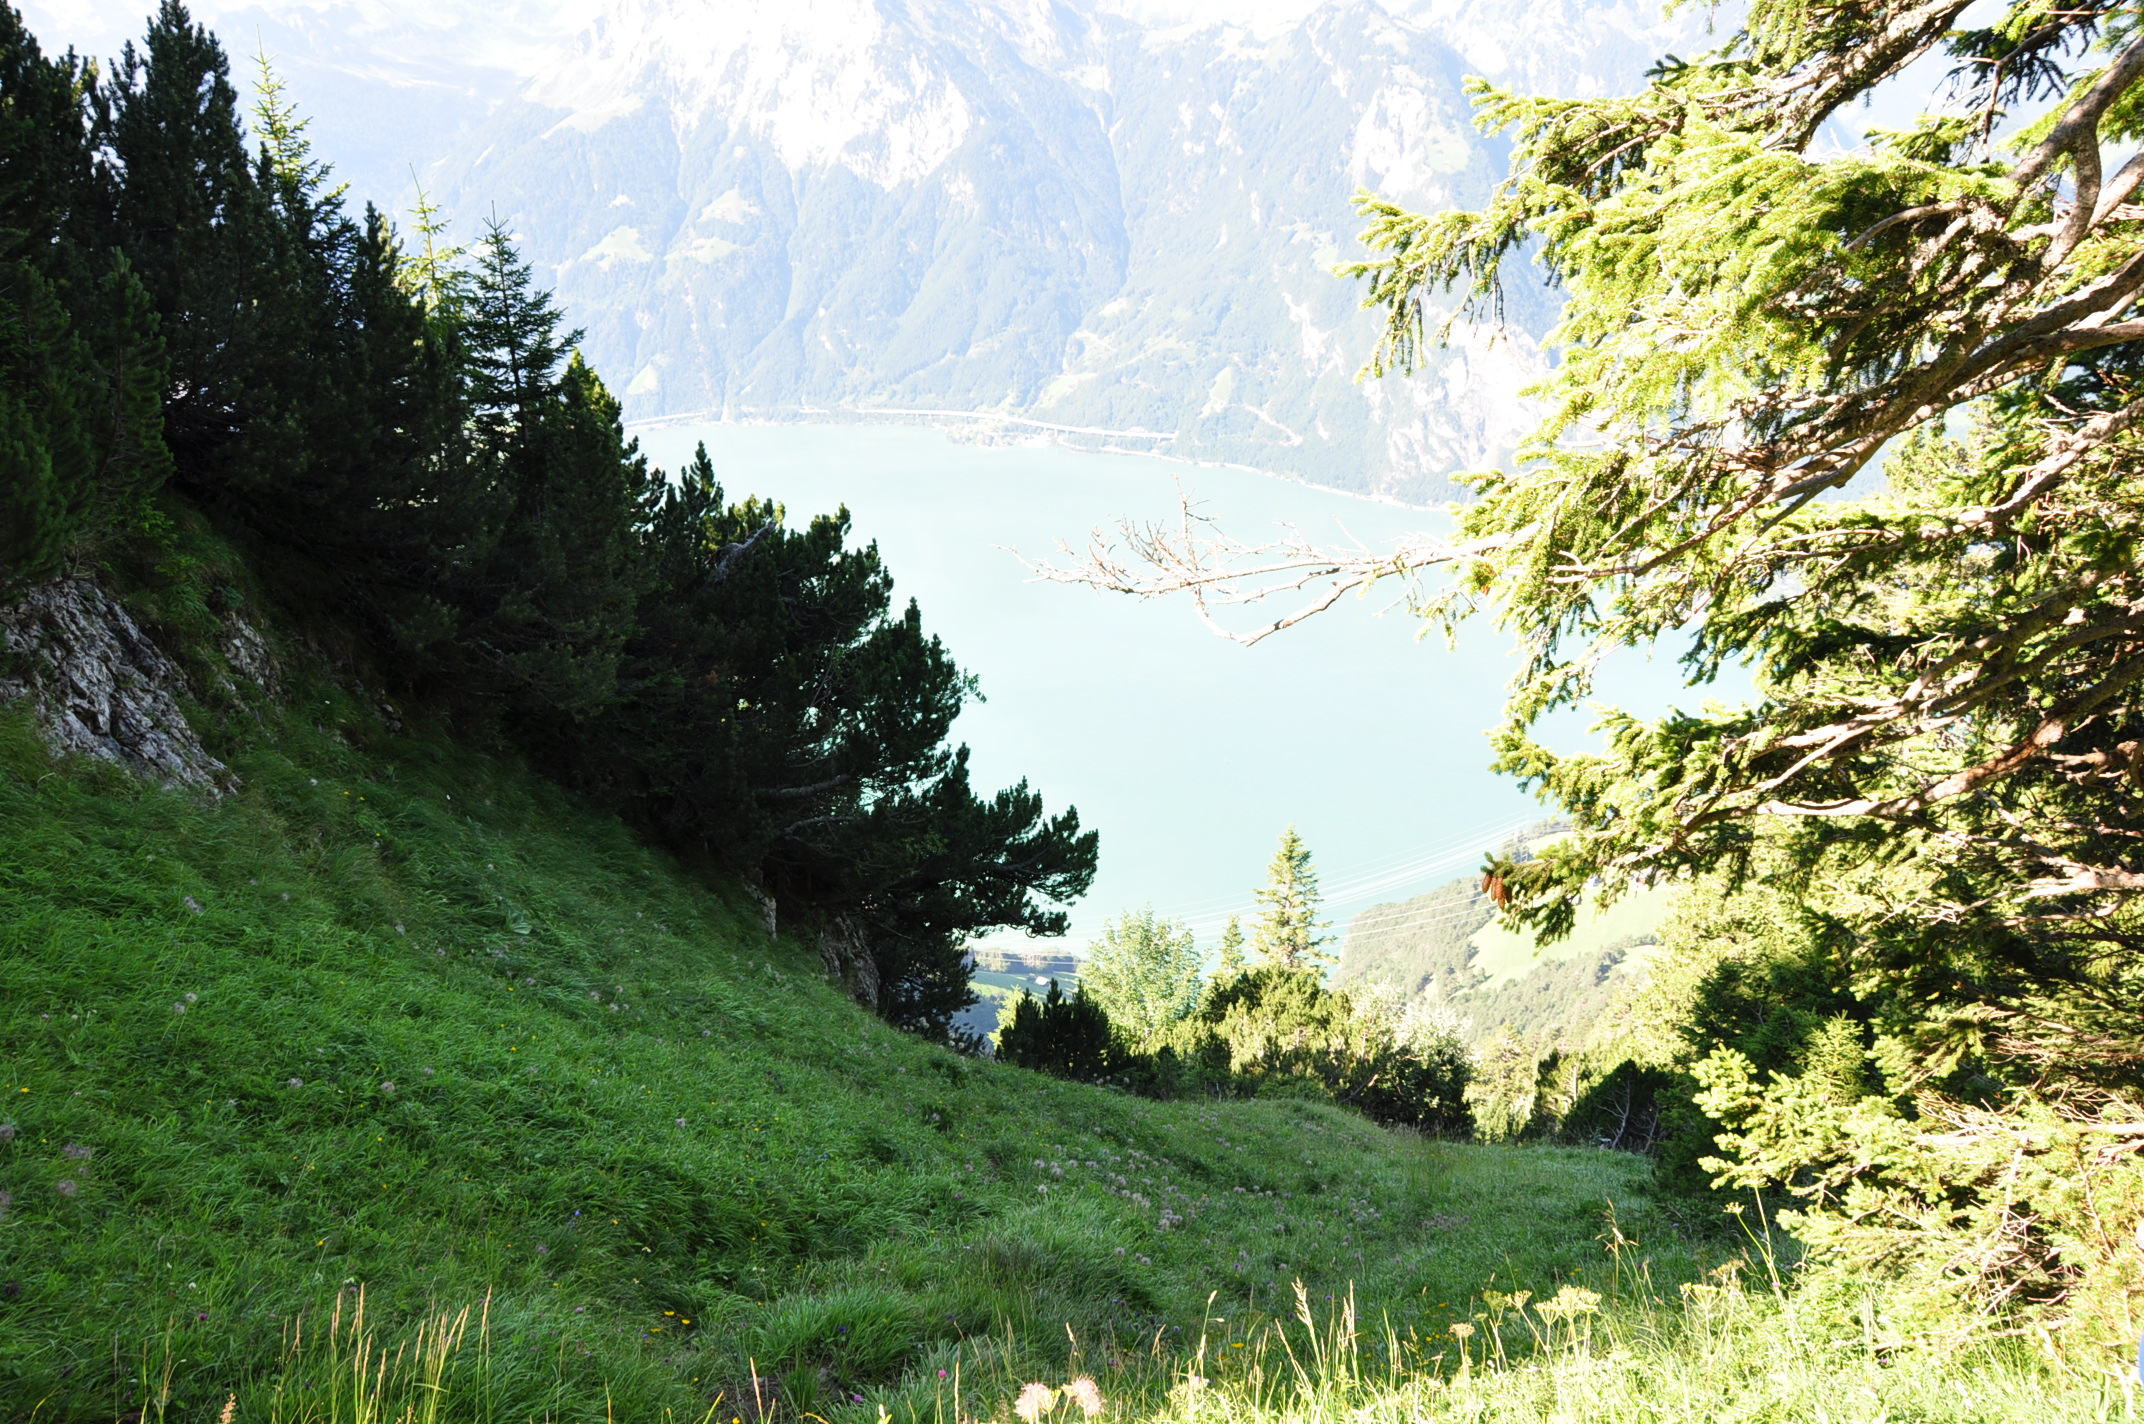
[522,0,982,187]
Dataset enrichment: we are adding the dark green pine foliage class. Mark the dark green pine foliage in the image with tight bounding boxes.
[996,980,1118,1082]
[0,2,1094,1043]
[93,1,262,482]
[852,750,1096,1039]
[612,445,1096,1039]
[450,223,648,720]
[0,4,167,589]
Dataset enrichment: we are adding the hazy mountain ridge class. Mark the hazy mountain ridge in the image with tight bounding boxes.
[435,0,1593,499]
[30,0,1716,500]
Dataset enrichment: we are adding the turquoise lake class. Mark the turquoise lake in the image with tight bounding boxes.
[632,423,1707,953]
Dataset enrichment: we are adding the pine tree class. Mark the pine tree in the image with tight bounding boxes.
[1346,0,2144,1092]
[0,6,167,587]
[996,980,1116,1081]
[605,444,1095,1041]
[1250,825,1331,970]
[96,1,266,476]
[1214,914,1247,979]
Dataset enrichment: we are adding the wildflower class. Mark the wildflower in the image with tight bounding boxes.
[1113,1247,1125,1257]
[676,1118,687,1128]
[173,1003,186,1015]
[1014,1383,1056,1423]
[183,896,203,915]
[381,1082,396,1095]
[1536,1286,1601,1321]
[1448,1322,1473,1340]
[422,1067,434,1076]
[1066,1377,1104,1418]
[287,1078,304,1089]
[62,1144,91,1160]
[0,1124,15,1142]
[184,992,198,1003]
[220,1393,237,1424]
[55,1179,77,1198]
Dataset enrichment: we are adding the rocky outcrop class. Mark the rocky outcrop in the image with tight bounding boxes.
[817,915,881,1010]
[0,579,235,793]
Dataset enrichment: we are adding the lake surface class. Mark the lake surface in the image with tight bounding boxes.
[632,422,1703,954]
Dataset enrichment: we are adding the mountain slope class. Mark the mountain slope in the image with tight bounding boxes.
[0,549,1701,1418]
[432,0,1555,500]
[34,0,1722,501]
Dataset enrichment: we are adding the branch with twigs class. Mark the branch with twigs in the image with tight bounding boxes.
[1018,479,1486,646]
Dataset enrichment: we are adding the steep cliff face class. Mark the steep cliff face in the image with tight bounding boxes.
[0,580,242,793]
[77,0,1717,500]
[433,0,1562,500]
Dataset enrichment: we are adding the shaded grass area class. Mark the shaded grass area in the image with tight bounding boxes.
[0,687,1722,1423]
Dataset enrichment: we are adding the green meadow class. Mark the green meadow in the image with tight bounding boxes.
[0,684,1704,1422]
[0,677,2111,1421]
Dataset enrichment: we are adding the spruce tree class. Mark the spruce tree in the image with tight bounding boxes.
[1214,913,1247,979]
[96,1,265,478]
[1344,0,2144,1091]
[1250,825,1331,970]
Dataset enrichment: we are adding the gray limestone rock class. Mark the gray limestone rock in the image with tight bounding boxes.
[0,579,235,794]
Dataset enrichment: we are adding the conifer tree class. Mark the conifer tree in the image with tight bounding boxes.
[1251,825,1331,970]
[1331,0,2144,1091]
[0,4,167,587]
[1214,913,1247,979]
[996,980,1117,1081]
[96,1,265,476]
[1,1,1096,1053]
[607,444,1095,1041]
[400,178,467,316]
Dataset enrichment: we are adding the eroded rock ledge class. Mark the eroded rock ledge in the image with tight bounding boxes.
[0,578,234,793]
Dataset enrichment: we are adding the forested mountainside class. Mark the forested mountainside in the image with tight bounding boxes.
[1332,867,1671,1057]
[0,0,1097,1045]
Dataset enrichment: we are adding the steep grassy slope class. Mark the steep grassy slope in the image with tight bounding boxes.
[0,661,1716,1423]
[1460,884,1675,989]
